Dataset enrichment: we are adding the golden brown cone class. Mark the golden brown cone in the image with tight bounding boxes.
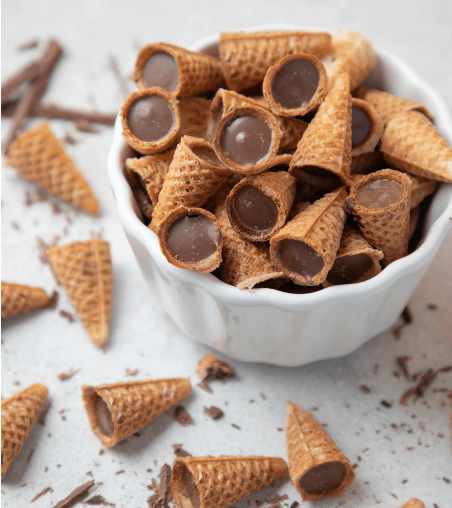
[290,73,352,186]
[286,401,355,502]
[355,86,432,125]
[351,98,384,156]
[219,31,332,92]
[171,455,288,508]
[5,121,99,215]
[270,188,348,286]
[177,97,212,143]
[408,174,437,209]
[82,378,191,447]
[397,500,425,508]
[323,30,376,91]
[347,169,412,265]
[133,42,224,98]
[1,384,49,478]
[350,149,385,175]
[1,282,51,319]
[150,136,230,232]
[125,167,154,220]
[381,111,452,182]
[47,238,113,346]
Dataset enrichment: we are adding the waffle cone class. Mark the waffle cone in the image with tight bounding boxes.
[82,378,191,447]
[355,87,432,125]
[347,169,412,265]
[226,171,296,241]
[381,111,452,182]
[125,167,154,220]
[133,42,224,98]
[270,187,348,286]
[47,238,113,346]
[1,384,49,478]
[1,282,50,319]
[120,88,180,155]
[408,174,437,209]
[350,149,385,175]
[150,136,230,232]
[286,402,355,502]
[171,455,288,508]
[351,98,383,156]
[288,201,311,221]
[397,500,425,508]
[5,121,99,215]
[177,97,212,143]
[215,190,285,289]
[290,73,352,186]
[323,30,376,91]
[267,153,293,171]
[219,31,332,92]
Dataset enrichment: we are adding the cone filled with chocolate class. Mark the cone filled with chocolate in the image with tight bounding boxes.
[125,166,154,220]
[351,98,383,156]
[1,282,51,320]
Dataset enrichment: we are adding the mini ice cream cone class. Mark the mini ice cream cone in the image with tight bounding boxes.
[351,98,383,156]
[82,378,191,447]
[1,384,49,478]
[171,455,288,508]
[270,187,348,286]
[289,73,352,187]
[5,121,99,215]
[323,30,376,91]
[286,401,355,502]
[347,169,412,265]
[408,175,438,209]
[150,136,230,232]
[133,42,224,98]
[47,238,113,347]
[397,500,425,508]
[157,206,223,274]
[121,88,180,155]
[355,86,432,125]
[177,97,212,144]
[381,111,452,182]
[219,31,332,92]
[226,171,297,241]
[125,167,154,220]
[350,149,385,175]
[1,282,51,320]
[409,206,421,242]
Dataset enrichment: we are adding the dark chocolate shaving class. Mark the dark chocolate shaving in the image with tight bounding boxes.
[84,495,115,506]
[57,368,80,381]
[38,400,51,425]
[172,444,191,458]
[52,480,95,508]
[203,406,224,420]
[381,400,393,408]
[396,356,413,380]
[147,464,172,508]
[174,406,193,427]
[59,310,75,323]
[31,486,52,503]
[17,38,39,51]
[1,60,40,104]
[401,306,413,324]
[197,353,235,392]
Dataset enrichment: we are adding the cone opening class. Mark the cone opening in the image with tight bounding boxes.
[298,461,347,495]
[296,166,342,190]
[277,239,324,282]
[232,185,279,234]
[356,178,403,210]
[94,394,115,438]
[141,51,179,93]
[127,94,175,143]
[326,253,374,285]
[175,463,201,508]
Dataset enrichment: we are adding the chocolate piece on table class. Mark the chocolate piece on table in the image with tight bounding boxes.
[351,98,383,156]
[52,480,95,508]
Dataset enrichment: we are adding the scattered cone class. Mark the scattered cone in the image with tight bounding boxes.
[1,282,51,320]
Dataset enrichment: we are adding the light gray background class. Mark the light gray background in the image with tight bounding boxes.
[2,1,452,507]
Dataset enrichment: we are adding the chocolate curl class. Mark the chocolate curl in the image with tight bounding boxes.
[347,169,412,265]
[381,110,452,183]
[1,282,51,319]
[408,174,437,209]
[133,42,224,98]
[219,31,332,92]
[351,98,383,156]
[120,88,180,155]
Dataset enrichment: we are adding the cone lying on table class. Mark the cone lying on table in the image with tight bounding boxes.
[82,378,191,447]
[408,174,438,209]
[47,238,113,347]
[1,282,51,320]
[397,500,425,508]
[381,110,452,183]
[286,401,355,502]
[5,121,99,215]
[1,383,49,478]
[171,455,288,508]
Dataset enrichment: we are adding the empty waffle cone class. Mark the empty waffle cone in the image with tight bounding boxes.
[350,149,385,175]
[290,73,352,187]
[397,500,425,508]
[1,383,49,478]
[408,174,438,209]
[226,171,297,241]
[270,187,348,286]
[219,31,332,92]
[286,401,355,502]
[1,282,51,320]
[177,97,212,143]
[216,189,285,289]
[381,111,452,182]
[351,98,384,156]
[171,455,288,508]
[5,121,99,215]
[347,169,412,265]
[133,42,224,98]
[323,30,376,91]
[150,136,230,232]
[82,378,191,447]
[355,87,432,125]
[47,238,113,347]
[125,167,154,220]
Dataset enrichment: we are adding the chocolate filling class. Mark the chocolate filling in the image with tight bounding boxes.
[127,95,174,142]
[95,395,114,437]
[178,465,201,508]
[299,461,347,495]
[192,146,224,167]
[327,253,373,285]
[167,214,221,263]
[221,115,272,166]
[233,185,278,233]
[142,52,179,92]
[356,179,403,209]
[300,166,341,188]
[278,239,324,280]
[352,105,372,147]
[271,58,319,110]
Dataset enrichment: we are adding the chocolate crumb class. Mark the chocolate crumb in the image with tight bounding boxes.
[427,304,438,310]
[172,444,191,458]
[203,406,224,420]
[381,400,393,408]
[260,393,266,400]
[17,38,39,50]
[84,495,115,506]
[147,464,172,508]
[53,480,95,508]
[63,133,78,145]
[114,470,125,475]
[277,428,283,432]
[47,291,59,310]
[231,423,241,430]
[38,401,51,425]
[393,324,404,340]
[401,306,413,324]
[443,477,450,483]
[396,356,413,380]
[58,368,80,381]
[59,310,75,323]
[11,221,20,230]
[174,406,193,427]
[402,479,408,484]
[290,503,300,508]
[197,354,235,393]
[124,368,138,377]
[30,486,52,503]
[360,385,371,394]
[74,119,100,133]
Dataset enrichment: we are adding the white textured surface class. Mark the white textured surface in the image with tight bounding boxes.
[1,1,452,507]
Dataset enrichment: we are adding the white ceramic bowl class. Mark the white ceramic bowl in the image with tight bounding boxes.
[108,24,452,367]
